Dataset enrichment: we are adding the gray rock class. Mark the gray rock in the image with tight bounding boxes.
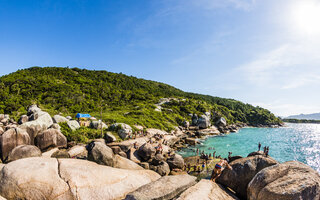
[23,105,53,130]
[125,174,197,200]
[66,116,72,120]
[177,179,239,200]
[217,155,278,199]
[19,124,42,145]
[51,149,70,158]
[67,120,80,131]
[216,117,227,127]
[18,115,28,124]
[87,141,115,167]
[127,148,142,164]
[228,156,243,163]
[182,121,190,129]
[137,143,156,161]
[247,151,264,157]
[140,162,149,170]
[90,120,108,129]
[151,154,165,166]
[0,157,160,200]
[35,128,67,150]
[197,115,211,129]
[104,132,116,143]
[167,154,185,170]
[150,162,170,176]
[114,155,144,170]
[52,115,69,123]
[0,128,31,162]
[0,158,74,199]
[110,123,132,139]
[191,114,198,126]
[68,145,87,158]
[7,145,41,162]
[248,161,320,200]
[50,123,61,130]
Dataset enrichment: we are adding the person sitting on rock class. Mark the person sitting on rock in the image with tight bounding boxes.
[210,159,232,182]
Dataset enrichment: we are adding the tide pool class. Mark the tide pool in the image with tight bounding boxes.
[178,123,320,172]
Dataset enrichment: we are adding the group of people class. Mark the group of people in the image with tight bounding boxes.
[128,130,147,139]
[258,142,270,157]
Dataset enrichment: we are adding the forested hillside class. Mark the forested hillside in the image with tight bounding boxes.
[0,67,282,130]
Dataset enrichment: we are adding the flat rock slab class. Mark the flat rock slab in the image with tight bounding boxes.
[0,157,160,200]
[177,179,239,200]
[58,158,160,199]
[125,174,197,200]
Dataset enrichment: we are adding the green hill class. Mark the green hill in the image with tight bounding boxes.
[0,67,282,130]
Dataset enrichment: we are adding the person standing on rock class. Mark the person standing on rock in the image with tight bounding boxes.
[210,159,232,182]
[258,142,261,151]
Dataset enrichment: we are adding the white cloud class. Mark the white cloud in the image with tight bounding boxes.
[238,39,320,89]
[192,0,257,11]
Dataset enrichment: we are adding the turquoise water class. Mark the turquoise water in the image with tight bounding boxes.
[178,123,320,172]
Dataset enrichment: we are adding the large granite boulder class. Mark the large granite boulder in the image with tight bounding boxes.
[22,105,53,130]
[50,123,61,130]
[167,154,185,170]
[217,155,278,199]
[0,128,31,162]
[216,117,227,127]
[191,114,198,126]
[127,148,142,164]
[0,158,74,199]
[150,162,170,176]
[247,161,320,200]
[52,115,68,123]
[87,141,115,167]
[20,124,42,145]
[7,145,41,162]
[247,151,264,157]
[18,115,28,124]
[68,145,87,158]
[67,120,80,131]
[110,123,132,139]
[104,132,117,143]
[0,157,160,200]
[177,179,239,200]
[137,143,156,161]
[90,120,108,129]
[163,135,179,147]
[35,129,67,150]
[125,174,197,200]
[197,115,211,129]
[114,155,144,170]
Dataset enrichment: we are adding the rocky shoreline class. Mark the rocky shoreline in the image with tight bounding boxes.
[0,105,316,200]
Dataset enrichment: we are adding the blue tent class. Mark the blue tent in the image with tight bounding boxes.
[75,113,91,118]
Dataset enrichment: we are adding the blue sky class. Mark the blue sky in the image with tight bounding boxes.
[1,0,320,116]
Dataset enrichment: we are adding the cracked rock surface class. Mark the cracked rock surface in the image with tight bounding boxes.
[247,161,320,200]
[177,179,238,200]
[0,157,161,200]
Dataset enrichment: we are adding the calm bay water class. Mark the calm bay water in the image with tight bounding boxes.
[178,123,320,172]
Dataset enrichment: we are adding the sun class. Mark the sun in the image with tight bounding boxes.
[290,0,320,36]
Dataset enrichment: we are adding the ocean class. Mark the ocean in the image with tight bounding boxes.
[178,123,320,172]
